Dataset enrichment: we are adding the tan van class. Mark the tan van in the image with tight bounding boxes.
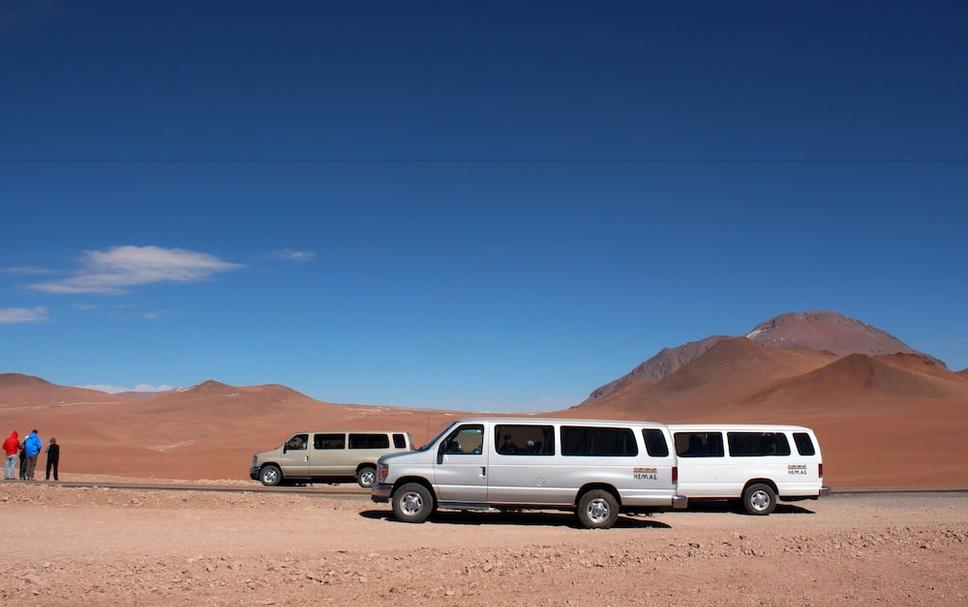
[250,431,413,488]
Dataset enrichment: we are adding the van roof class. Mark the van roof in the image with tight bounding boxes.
[292,430,412,435]
[447,417,665,427]
[666,423,814,432]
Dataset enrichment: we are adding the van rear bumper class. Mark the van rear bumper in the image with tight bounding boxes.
[371,483,392,503]
[819,485,831,497]
[249,466,260,481]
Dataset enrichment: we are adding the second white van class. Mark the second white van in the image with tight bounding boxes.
[668,424,830,514]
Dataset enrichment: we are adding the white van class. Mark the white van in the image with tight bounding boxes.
[668,424,830,515]
[371,418,687,529]
[250,430,413,487]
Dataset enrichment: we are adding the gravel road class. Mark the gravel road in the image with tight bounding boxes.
[1,484,966,605]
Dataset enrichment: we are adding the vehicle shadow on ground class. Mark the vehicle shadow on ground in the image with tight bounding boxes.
[681,501,815,515]
[360,510,672,529]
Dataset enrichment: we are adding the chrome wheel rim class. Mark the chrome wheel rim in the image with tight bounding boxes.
[750,489,771,512]
[586,498,610,524]
[360,470,375,487]
[400,491,423,516]
[262,468,279,484]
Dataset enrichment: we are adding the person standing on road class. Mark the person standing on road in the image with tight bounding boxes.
[2,431,19,480]
[45,438,60,481]
[22,429,42,481]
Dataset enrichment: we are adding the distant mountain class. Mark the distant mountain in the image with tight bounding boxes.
[0,373,121,407]
[957,368,968,379]
[582,310,939,404]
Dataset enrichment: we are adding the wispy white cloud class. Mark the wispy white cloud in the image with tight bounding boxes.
[80,383,175,394]
[29,246,242,295]
[0,266,55,275]
[72,303,99,311]
[0,306,48,324]
[142,310,171,320]
[269,249,316,263]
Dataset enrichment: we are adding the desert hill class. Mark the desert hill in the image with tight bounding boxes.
[0,375,459,480]
[958,368,968,379]
[0,373,122,408]
[582,311,937,406]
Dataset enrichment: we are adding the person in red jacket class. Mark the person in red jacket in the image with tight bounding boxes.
[3,431,20,480]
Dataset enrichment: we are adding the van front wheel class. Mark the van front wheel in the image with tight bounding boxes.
[577,489,620,529]
[391,483,434,523]
[742,483,777,515]
[259,464,282,487]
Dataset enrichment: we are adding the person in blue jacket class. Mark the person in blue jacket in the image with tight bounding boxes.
[22,430,42,481]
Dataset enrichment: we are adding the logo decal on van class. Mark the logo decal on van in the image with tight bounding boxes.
[788,464,808,476]
[633,467,658,480]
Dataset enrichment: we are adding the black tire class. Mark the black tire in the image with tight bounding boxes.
[356,466,377,488]
[391,483,434,523]
[259,464,282,487]
[576,489,620,529]
[742,483,777,515]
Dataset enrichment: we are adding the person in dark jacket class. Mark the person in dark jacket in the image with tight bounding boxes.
[45,438,60,481]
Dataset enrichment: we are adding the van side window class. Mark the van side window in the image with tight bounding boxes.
[442,425,484,455]
[314,433,345,450]
[494,425,555,455]
[727,432,791,457]
[561,426,638,457]
[286,434,308,451]
[793,432,816,456]
[674,432,724,458]
[348,434,390,449]
[642,429,670,457]
[392,433,407,449]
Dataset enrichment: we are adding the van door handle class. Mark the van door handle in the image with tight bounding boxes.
[305,455,309,462]
[481,466,486,477]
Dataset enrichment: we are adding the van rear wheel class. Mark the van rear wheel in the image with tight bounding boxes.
[259,464,282,487]
[391,483,434,523]
[742,483,777,515]
[357,466,377,488]
[577,489,620,529]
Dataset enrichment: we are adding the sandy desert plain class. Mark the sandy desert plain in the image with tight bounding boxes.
[2,311,968,604]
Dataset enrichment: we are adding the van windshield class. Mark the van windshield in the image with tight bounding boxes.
[416,422,457,451]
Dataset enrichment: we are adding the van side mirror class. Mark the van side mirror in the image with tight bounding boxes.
[436,446,444,465]
[282,445,289,454]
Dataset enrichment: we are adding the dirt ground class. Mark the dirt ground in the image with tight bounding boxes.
[1,484,966,606]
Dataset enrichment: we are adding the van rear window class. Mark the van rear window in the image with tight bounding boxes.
[314,433,345,449]
[495,425,555,455]
[727,432,791,457]
[348,434,390,449]
[674,432,724,458]
[642,429,670,457]
[392,433,407,449]
[793,432,816,456]
[561,426,638,457]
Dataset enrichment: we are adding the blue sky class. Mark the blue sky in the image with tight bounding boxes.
[1,2,966,409]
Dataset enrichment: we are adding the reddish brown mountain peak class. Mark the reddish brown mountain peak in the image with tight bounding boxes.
[746,310,937,362]
[185,380,237,393]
